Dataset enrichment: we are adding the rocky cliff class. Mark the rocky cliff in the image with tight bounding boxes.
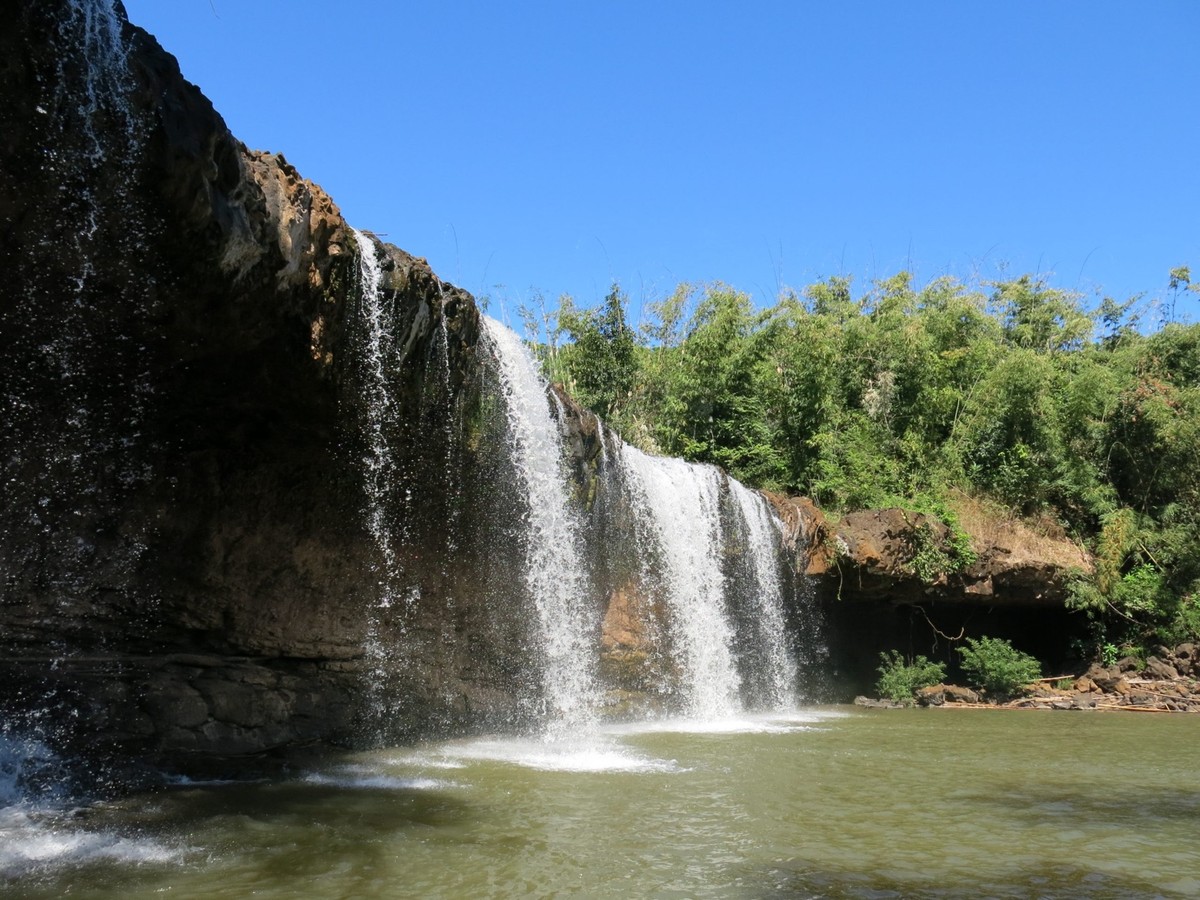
[0,0,522,777]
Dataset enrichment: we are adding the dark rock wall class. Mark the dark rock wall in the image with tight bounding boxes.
[0,0,524,774]
[769,498,1094,695]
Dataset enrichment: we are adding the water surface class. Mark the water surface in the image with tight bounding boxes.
[6,708,1198,898]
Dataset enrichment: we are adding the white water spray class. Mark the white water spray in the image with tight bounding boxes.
[728,480,798,708]
[482,317,600,735]
[352,230,403,606]
[619,445,742,717]
[55,0,135,172]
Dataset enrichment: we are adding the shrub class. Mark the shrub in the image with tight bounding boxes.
[957,636,1041,698]
[875,651,947,703]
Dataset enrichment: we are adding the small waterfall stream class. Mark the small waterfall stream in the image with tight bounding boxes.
[481,317,601,735]
[351,229,404,611]
[728,479,799,709]
[620,446,743,717]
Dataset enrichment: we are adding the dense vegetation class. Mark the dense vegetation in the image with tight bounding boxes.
[510,269,1200,656]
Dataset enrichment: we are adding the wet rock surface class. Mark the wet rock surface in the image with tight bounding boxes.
[0,0,502,774]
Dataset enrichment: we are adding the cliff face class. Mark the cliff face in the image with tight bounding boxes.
[0,1,513,774]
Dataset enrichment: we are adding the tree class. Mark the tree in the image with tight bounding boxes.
[556,284,638,423]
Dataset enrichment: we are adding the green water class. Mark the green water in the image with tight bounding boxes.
[6,708,1199,898]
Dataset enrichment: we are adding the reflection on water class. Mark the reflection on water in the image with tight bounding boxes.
[4,708,1199,898]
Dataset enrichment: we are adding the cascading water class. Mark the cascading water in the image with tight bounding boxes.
[62,0,135,165]
[728,480,799,708]
[481,318,601,735]
[349,230,430,739]
[351,229,405,611]
[619,446,743,718]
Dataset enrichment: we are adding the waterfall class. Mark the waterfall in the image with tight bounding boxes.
[350,230,424,740]
[351,229,404,609]
[619,446,742,718]
[481,318,600,735]
[62,0,135,165]
[728,480,798,708]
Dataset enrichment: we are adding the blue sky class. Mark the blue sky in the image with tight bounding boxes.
[122,1,1200,327]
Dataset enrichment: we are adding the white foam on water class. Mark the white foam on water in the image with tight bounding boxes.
[374,753,468,771]
[604,708,844,737]
[431,735,682,774]
[1,734,182,878]
[0,807,179,878]
[301,771,450,792]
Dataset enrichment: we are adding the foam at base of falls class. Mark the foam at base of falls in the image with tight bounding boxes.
[604,708,847,737]
[0,733,179,879]
[413,735,684,774]
[301,771,452,792]
[0,808,180,879]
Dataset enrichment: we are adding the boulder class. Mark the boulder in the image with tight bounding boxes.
[916,683,980,706]
[1085,663,1124,692]
[1144,656,1180,682]
[854,696,906,710]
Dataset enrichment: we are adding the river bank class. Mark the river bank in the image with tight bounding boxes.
[856,641,1200,712]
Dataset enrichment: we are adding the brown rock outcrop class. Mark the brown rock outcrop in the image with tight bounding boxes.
[767,493,1095,694]
[768,494,1091,608]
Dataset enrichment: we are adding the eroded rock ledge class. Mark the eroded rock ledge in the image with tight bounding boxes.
[771,496,1092,607]
[769,494,1095,692]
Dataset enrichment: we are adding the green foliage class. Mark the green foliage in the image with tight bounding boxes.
[1101,642,1120,667]
[875,651,947,703]
[530,268,1200,644]
[1164,594,1200,644]
[901,501,978,583]
[957,637,1042,698]
[555,285,638,423]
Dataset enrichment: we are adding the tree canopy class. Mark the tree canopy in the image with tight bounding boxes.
[518,271,1200,654]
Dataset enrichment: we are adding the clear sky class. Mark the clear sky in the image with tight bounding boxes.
[122,1,1200,327]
